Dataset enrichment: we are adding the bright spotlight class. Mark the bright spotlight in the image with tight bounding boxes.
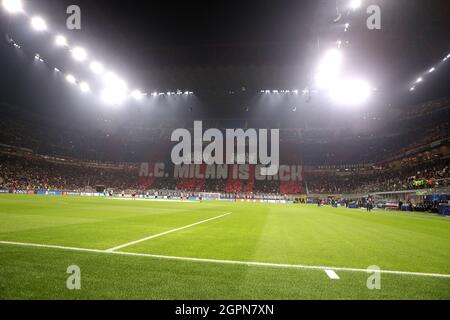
[66,74,76,84]
[349,0,362,10]
[72,47,87,62]
[90,61,104,75]
[410,87,415,92]
[79,82,90,93]
[54,67,60,72]
[31,16,47,31]
[416,77,423,83]
[55,35,67,47]
[315,49,343,89]
[330,79,371,106]
[428,67,435,73]
[131,89,144,100]
[101,73,128,105]
[2,0,23,14]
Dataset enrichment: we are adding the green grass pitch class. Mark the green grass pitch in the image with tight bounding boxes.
[0,194,449,300]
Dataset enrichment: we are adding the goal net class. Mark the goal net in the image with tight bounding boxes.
[199,192,221,200]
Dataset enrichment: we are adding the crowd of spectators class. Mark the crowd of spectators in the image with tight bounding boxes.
[0,153,138,191]
[306,159,449,194]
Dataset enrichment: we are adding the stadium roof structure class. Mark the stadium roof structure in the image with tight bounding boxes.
[0,0,450,118]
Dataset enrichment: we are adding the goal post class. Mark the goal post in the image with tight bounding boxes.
[199,192,221,200]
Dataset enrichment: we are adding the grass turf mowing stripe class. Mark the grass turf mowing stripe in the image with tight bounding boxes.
[105,212,232,252]
[1,240,450,279]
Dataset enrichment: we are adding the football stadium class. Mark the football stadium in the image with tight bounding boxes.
[1,0,450,304]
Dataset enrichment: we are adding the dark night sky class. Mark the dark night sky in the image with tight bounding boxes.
[1,0,450,128]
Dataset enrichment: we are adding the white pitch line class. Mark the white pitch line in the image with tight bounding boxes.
[1,240,450,279]
[105,212,232,252]
[325,269,340,280]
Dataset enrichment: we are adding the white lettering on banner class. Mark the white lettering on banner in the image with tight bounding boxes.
[139,163,303,182]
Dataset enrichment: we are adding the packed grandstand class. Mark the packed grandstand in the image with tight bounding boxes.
[1,96,449,210]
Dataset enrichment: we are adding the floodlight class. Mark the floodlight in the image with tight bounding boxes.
[416,77,423,83]
[79,82,90,93]
[31,16,47,31]
[54,67,60,72]
[55,35,67,47]
[410,87,415,92]
[2,0,23,14]
[66,74,76,84]
[34,54,44,62]
[72,47,87,62]
[131,89,144,100]
[330,79,371,106]
[90,61,104,75]
[349,0,362,10]
[428,67,435,73]
[315,49,343,89]
[101,73,128,104]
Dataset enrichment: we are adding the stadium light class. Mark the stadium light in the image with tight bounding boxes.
[349,0,362,10]
[410,87,415,92]
[315,49,343,89]
[66,74,76,84]
[428,67,435,73]
[72,47,87,62]
[79,82,90,93]
[131,89,144,100]
[416,77,423,83]
[2,0,23,14]
[90,61,104,75]
[31,16,47,32]
[330,79,371,106]
[101,72,128,105]
[55,35,68,47]
[54,67,60,72]
[34,54,44,62]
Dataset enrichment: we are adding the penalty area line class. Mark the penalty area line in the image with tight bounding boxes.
[105,212,232,252]
[1,240,450,279]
